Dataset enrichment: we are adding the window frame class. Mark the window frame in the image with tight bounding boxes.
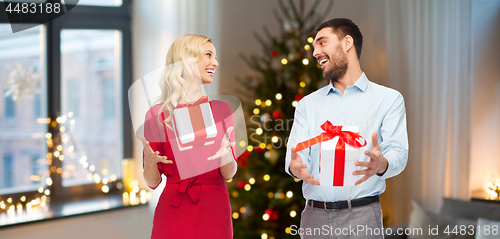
[0,0,132,203]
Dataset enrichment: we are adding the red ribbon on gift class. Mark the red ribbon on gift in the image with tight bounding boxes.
[173,96,211,148]
[295,121,367,186]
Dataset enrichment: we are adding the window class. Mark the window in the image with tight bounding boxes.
[2,154,14,189]
[60,29,123,187]
[103,78,116,120]
[65,79,80,118]
[0,24,47,196]
[4,91,15,120]
[77,0,122,7]
[0,0,132,225]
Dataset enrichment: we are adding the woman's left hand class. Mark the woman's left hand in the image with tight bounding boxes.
[208,126,235,161]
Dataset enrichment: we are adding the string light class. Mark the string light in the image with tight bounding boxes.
[281,58,288,65]
[275,93,282,100]
[307,37,314,43]
[286,191,293,198]
[247,145,253,152]
[262,213,270,221]
[232,212,239,219]
[239,207,246,213]
[263,174,270,181]
[292,101,298,107]
[271,136,279,143]
[302,59,309,65]
[239,141,246,147]
[244,184,251,191]
[290,210,297,218]
[256,128,263,135]
[304,45,311,51]
[300,81,306,87]
[45,178,52,186]
[255,99,262,105]
[265,100,272,106]
[249,178,255,185]
[253,108,260,114]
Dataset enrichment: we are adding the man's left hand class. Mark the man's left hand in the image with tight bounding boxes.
[353,131,388,186]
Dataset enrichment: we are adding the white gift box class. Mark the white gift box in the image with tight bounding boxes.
[172,102,217,151]
[319,125,361,187]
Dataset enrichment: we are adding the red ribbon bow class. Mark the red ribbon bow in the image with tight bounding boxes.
[295,121,366,186]
[168,177,225,207]
[173,95,211,148]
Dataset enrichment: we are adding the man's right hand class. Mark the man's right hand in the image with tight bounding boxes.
[290,147,320,185]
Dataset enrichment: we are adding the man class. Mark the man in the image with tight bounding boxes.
[285,18,408,238]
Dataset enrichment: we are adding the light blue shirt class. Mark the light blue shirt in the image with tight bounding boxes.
[285,72,408,201]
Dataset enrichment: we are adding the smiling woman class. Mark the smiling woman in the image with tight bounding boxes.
[139,34,237,239]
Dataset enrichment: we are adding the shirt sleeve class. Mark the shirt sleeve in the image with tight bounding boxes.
[285,99,312,180]
[378,93,409,180]
[143,108,164,189]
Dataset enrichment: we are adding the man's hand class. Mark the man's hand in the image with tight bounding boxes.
[353,132,388,186]
[290,147,320,185]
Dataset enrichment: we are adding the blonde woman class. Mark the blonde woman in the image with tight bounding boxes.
[141,34,237,239]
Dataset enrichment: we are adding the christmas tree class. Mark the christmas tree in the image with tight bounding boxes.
[229,0,334,238]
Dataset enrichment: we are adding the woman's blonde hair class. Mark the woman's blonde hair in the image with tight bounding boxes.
[156,34,212,130]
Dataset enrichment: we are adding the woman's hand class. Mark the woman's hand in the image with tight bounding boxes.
[140,137,173,166]
[208,127,235,161]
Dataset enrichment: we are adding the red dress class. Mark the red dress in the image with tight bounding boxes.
[143,99,237,239]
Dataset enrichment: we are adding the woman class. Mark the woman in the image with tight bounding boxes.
[141,34,237,239]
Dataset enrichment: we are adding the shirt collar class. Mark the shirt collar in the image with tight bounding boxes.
[326,72,369,95]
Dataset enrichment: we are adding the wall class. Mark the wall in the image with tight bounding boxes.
[217,0,389,96]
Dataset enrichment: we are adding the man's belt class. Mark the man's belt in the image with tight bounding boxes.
[307,195,379,210]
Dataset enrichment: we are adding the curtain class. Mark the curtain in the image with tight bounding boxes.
[384,0,473,223]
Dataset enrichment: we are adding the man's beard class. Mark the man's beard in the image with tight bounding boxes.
[323,46,348,82]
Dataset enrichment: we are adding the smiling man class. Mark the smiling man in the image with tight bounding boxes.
[285,18,409,238]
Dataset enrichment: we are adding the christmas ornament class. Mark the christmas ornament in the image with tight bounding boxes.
[4,64,40,102]
[264,149,279,165]
[295,94,304,101]
[237,181,248,189]
[270,50,278,57]
[254,147,265,153]
[272,110,283,119]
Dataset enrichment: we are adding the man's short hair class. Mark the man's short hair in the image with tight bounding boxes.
[317,18,363,59]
